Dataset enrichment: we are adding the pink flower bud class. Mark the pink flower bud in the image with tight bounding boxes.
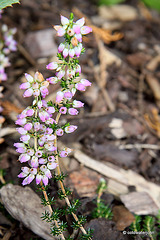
[42,100,47,107]
[65,125,77,133]
[45,127,53,134]
[39,158,47,164]
[81,26,92,35]
[54,26,65,37]
[48,156,55,161]
[30,168,37,175]
[30,156,39,168]
[59,107,67,114]
[46,134,55,141]
[81,79,91,86]
[68,108,79,115]
[75,17,85,27]
[37,101,42,109]
[16,127,27,135]
[46,62,58,70]
[22,177,29,185]
[60,15,69,25]
[36,174,42,184]
[19,154,30,163]
[75,33,82,42]
[72,100,84,108]
[74,46,81,57]
[15,118,27,125]
[59,150,68,158]
[26,174,35,184]
[14,142,25,148]
[20,135,30,143]
[24,123,32,131]
[34,122,40,131]
[56,91,64,103]
[23,88,33,97]
[46,77,58,84]
[63,48,69,58]
[46,106,55,114]
[44,142,56,151]
[58,43,65,53]
[75,83,85,91]
[47,162,57,170]
[26,149,34,156]
[76,65,81,74]
[64,91,72,100]
[40,86,49,98]
[35,150,42,157]
[44,169,52,178]
[73,25,81,34]
[33,89,40,97]
[32,82,39,89]
[18,172,28,178]
[42,175,48,186]
[25,73,34,83]
[16,147,26,153]
[20,82,30,90]
[39,111,50,122]
[56,128,64,136]
[69,48,75,58]
[71,87,76,96]
[67,28,74,36]
[26,109,34,116]
[56,70,65,79]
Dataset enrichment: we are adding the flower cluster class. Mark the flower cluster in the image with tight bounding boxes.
[0,24,17,81]
[16,14,92,186]
[54,14,92,59]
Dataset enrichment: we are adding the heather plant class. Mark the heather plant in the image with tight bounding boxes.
[0,11,17,143]
[14,13,93,239]
[0,23,17,81]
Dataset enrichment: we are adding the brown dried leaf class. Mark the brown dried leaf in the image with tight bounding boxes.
[1,101,23,115]
[90,25,123,44]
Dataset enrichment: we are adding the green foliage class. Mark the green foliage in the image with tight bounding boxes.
[130,214,157,240]
[92,202,113,219]
[143,216,156,240]
[92,178,113,219]
[72,215,87,230]
[79,228,94,240]
[65,199,81,214]
[57,187,71,200]
[98,0,125,6]
[54,172,68,182]
[130,215,142,232]
[50,221,68,236]
[41,194,55,206]
[141,0,160,12]
[0,0,20,10]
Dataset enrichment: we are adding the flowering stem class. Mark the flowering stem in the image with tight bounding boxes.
[54,112,91,238]
[34,106,65,240]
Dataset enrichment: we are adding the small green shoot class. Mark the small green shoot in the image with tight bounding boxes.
[92,178,113,219]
